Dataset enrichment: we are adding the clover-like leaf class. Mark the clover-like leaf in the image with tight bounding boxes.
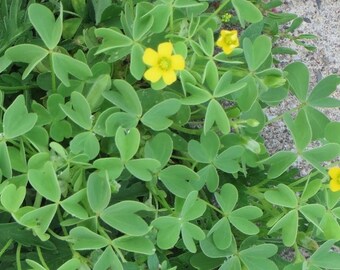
[144,132,173,168]
[115,127,140,162]
[100,201,151,236]
[3,95,38,139]
[87,172,111,214]
[113,236,155,255]
[60,189,88,219]
[264,184,298,208]
[204,99,230,135]
[243,35,272,71]
[1,184,26,213]
[93,247,123,270]
[69,226,109,250]
[126,158,161,181]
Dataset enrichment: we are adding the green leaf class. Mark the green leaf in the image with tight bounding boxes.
[182,222,205,253]
[60,91,92,130]
[87,171,111,213]
[130,43,145,80]
[25,126,49,152]
[152,216,181,249]
[303,106,330,140]
[309,240,340,269]
[62,18,82,40]
[28,3,62,49]
[70,132,99,160]
[103,79,142,116]
[20,204,58,240]
[188,131,220,163]
[1,184,26,213]
[284,110,312,151]
[115,127,140,162]
[145,4,171,33]
[181,191,206,221]
[302,143,340,174]
[93,157,124,180]
[159,165,200,198]
[28,160,61,203]
[126,158,161,181]
[86,74,111,111]
[144,133,173,168]
[269,209,298,247]
[199,28,214,56]
[57,258,81,270]
[69,226,109,250]
[200,233,237,258]
[325,122,340,144]
[319,212,340,240]
[243,35,272,71]
[100,201,151,236]
[220,256,242,270]
[141,99,181,131]
[25,260,46,270]
[229,206,262,235]
[198,164,219,192]
[301,179,322,202]
[203,60,218,90]
[132,2,154,41]
[105,112,139,136]
[214,145,244,173]
[5,44,48,79]
[181,83,212,105]
[95,28,133,54]
[299,204,325,231]
[264,184,298,208]
[214,71,247,98]
[204,99,230,135]
[308,75,340,105]
[52,52,93,87]
[261,151,297,179]
[239,244,278,270]
[214,183,238,214]
[209,218,232,250]
[232,0,263,27]
[3,95,38,139]
[93,247,123,270]
[91,0,111,25]
[0,142,12,178]
[284,62,309,102]
[113,235,155,255]
[60,189,88,219]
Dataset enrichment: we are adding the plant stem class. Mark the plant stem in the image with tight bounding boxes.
[33,194,43,208]
[266,104,304,125]
[171,123,202,135]
[0,239,13,258]
[37,246,49,270]
[49,53,57,93]
[16,244,22,270]
[0,85,36,92]
[197,0,231,32]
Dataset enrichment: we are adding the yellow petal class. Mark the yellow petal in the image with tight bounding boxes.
[143,48,158,66]
[330,179,340,192]
[222,45,234,55]
[144,67,162,83]
[329,167,340,180]
[216,37,224,48]
[162,70,177,85]
[171,55,185,70]
[158,42,173,57]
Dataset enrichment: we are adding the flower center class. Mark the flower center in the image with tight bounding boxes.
[224,35,235,45]
[158,57,171,71]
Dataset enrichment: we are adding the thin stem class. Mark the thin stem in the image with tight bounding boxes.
[170,1,174,34]
[171,155,194,162]
[37,246,49,270]
[49,53,57,93]
[171,123,202,135]
[0,239,13,257]
[266,104,304,125]
[0,85,36,91]
[16,244,22,270]
[33,194,43,208]
[197,0,231,32]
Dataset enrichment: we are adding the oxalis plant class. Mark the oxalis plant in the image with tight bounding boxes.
[0,0,340,269]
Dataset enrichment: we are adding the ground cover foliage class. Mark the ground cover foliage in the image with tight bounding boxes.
[0,0,340,269]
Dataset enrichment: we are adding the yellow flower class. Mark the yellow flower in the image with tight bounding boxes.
[216,30,239,55]
[143,42,185,85]
[329,167,340,192]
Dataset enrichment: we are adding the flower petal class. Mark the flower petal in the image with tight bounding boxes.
[330,179,340,192]
[158,42,173,57]
[216,37,224,48]
[223,46,234,55]
[143,48,158,66]
[171,55,185,70]
[329,167,340,180]
[162,70,177,85]
[144,67,162,83]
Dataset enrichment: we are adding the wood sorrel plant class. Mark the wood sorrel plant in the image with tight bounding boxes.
[0,0,339,269]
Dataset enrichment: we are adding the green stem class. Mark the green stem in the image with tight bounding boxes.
[49,53,57,93]
[171,123,202,135]
[171,155,194,162]
[266,104,304,125]
[0,85,36,92]
[33,194,43,208]
[0,239,13,258]
[197,0,231,32]
[37,246,49,270]
[16,244,22,270]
